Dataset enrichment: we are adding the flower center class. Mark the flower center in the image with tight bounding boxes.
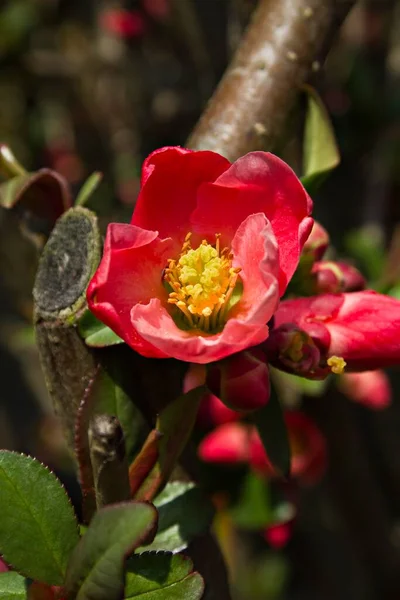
[164,233,241,332]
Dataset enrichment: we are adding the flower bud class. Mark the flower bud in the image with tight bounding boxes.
[263,324,321,377]
[198,422,250,464]
[339,370,391,410]
[207,348,270,412]
[263,520,294,549]
[303,221,329,261]
[274,291,400,371]
[311,261,366,294]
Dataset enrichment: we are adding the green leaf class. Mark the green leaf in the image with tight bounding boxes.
[0,572,28,599]
[75,172,103,207]
[65,502,158,600]
[0,145,26,178]
[78,309,124,347]
[0,451,79,585]
[301,85,340,194]
[135,387,205,502]
[125,552,204,599]
[139,482,214,554]
[230,472,273,530]
[252,383,291,478]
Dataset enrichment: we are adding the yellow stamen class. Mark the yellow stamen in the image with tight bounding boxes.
[327,355,347,375]
[164,233,241,333]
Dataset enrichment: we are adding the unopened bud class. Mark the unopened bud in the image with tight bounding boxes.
[311,261,366,294]
[263,324,321,376]
[303,221,329,261]
[207,348,270,412]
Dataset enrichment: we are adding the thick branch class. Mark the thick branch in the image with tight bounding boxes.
[33,207,101,450]
[188,0,355,160]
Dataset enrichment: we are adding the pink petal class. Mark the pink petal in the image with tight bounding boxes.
[191,151,313,294]
[87,223,174,357]
[131,146,230,242]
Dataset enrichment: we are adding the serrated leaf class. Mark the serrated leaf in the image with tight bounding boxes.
[75,172,103,207]
[65,502,158,600]
[0,451,79,585]
[124,552,204,599]
[0,571,27,599]
[78,310,124,347]
[301,85,340,194]
[252,383,291,478]
[139,482,214,554]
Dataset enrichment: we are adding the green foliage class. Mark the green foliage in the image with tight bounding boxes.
[230,472,273,529]
[0,571,27,600]
[345,225,385,284]
[252,382,291,478]
[301,85,340,194]
[75,172,103,207]
[135,387,205,501]
[125,552,204,599]
[78,309,124,347]
[140,482,214,554]
[0,451,79,585]
[65,502,158,600]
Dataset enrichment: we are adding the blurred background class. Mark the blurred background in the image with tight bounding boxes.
[1,1,400,599]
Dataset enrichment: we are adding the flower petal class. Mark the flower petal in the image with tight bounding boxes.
[191,151,313,294]
[87,222,174,357]
[131,146,230,241]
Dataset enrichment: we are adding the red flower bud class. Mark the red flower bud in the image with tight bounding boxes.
[274,291,400,371]
[263,520,294,549]
[207,348,270,412]
[100,9,146,38]
[311,261,366,294]
[199,412,326,485]
[183,363,242,426]
[339,369,391,410]
[303,221,329,261]
[198,422,250,464]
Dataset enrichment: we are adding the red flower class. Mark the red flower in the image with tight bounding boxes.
[274,291,400,371]
[339,369,391,410]
[87,147,312,363]
[199,411,326,485]
[99,9,146,38]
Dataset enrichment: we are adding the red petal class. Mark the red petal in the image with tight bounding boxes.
[131,146,230,242]
[87,223,173,357]
[191,152,313,294]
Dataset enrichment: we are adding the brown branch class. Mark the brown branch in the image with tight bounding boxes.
[188,0,356,160]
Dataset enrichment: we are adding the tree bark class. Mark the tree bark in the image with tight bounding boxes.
[188,0,356,161]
